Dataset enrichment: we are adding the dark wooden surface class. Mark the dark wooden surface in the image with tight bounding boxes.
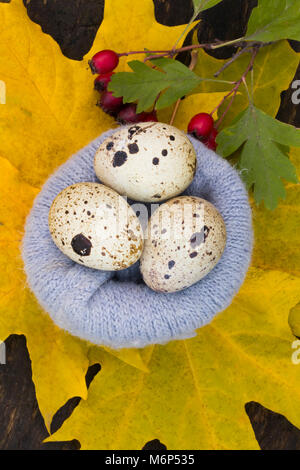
[23,0,105,60]
[0,0,299,450]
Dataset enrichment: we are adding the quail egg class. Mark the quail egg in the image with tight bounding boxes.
[140,196,226,292]
[94,122,196,202]
[48,182,143,270]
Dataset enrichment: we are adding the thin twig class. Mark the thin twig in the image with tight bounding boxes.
[214,40,272,78]
[214,91,237,130]
[144,43,212,62]
[210,87,237,117]
[118,40,250,62]
[214,45,251,77]
[118,49,177,57]
[118,40,273,63]
[214,47,259,129]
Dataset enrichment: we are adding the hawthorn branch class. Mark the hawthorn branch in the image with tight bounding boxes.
[144,45,210,62]
[118,44,212,59]
[117,40,272,63]
[213,47,259,129]
[213,45,251,77]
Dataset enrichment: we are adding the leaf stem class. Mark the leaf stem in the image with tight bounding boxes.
[202,78,235,85]
[171,9,199,51]
[211,37,245,49]
[242,76,253,106]
[169,98,181,126]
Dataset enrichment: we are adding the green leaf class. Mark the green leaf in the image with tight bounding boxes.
[245,0,300,42]
[108,59,201,112]
[193,0,223,13]
[217,106,300,209]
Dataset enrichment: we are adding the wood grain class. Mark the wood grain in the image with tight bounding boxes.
[0,335,79,449]
[23,0,105,60]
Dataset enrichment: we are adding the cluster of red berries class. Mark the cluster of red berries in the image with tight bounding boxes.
[89,50,158,124]
[187,113,218,151]
[89,50,218,150]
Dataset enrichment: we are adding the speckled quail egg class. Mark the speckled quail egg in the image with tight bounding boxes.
[140,196,226,293]
[94,122,197,202]
[48,182,143,270]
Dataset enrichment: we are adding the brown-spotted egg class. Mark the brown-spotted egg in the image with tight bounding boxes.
[94,122,197,202]
[48,182,143,270]
[140,196,226,292]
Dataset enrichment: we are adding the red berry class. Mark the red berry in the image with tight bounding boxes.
[209,127,218,140]
[117,104,158,124]
[203,127,218,150]
[204,139,217,150]
[94,72,114,92]
[99,90,123,115]
[117,104,140,124]
[204,127,217,142]
[188,113,214,138]
[89,50,119,75]
[139,110,158,122]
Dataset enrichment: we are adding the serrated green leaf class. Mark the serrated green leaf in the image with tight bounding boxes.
[217,105,300,209]
[193,0,223,13]
[109,59,201,112]
[245,0,300,42]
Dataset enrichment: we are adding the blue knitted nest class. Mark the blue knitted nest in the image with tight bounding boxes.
[22,128,253,349]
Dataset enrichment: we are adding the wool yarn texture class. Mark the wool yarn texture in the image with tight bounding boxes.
[22,128,253,349]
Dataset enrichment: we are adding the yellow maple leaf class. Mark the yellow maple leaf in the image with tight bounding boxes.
[0,0,193,187]
[0,156,90,428]
[0,0,191,428]
[289,303,300,337]
[1,0,300,450]
[251,148,300,277]
[48,268,300,449]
